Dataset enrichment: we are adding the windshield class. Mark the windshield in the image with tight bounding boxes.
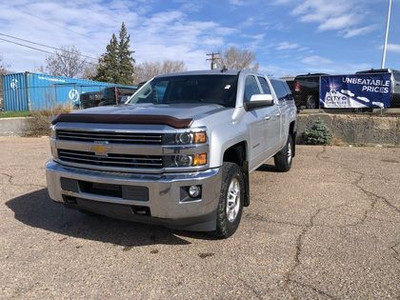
[127,75,238,107]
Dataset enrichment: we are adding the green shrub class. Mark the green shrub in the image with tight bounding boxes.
[303,119,332,145]
[24,105,72,137]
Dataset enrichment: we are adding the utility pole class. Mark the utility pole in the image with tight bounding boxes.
[381,0,392,68]
[206,52,220,70]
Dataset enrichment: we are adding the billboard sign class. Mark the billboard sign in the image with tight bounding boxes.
[320,74,392,108]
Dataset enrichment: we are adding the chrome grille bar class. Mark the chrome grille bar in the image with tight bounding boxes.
[58,149,164,169]
[56,130,163,144]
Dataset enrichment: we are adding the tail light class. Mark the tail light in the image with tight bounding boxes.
[294,81,301,92]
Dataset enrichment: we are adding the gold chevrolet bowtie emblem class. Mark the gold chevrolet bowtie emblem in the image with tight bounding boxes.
[91,142,110,156]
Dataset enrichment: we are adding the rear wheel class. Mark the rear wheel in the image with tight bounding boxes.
[274,135,294,172]
[212,162,244,239]
[306,95,317,109]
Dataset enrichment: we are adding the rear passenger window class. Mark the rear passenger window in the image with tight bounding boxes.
[284,83,294,101]
[244,76,261,102]
[270,79,288,100]
[258,76,271,94]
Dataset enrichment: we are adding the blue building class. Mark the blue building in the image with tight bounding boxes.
[2,72,136,111]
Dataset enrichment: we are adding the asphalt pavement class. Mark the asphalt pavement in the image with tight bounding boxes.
[1,137,399,299]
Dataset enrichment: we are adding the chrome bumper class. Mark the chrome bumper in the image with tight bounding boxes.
[46,160,222,231]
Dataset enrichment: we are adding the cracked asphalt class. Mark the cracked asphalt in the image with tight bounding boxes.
[1,137,399,299]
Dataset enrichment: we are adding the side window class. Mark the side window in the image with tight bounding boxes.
[393,71,400,82]
[258,76,271,94]
[271,79,290,100]
[244,76,261,102]
[284,82,294,101]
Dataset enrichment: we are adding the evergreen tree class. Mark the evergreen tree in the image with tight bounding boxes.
[117,22,135,84]
[94,23,135,84]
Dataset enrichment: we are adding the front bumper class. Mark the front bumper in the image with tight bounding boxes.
[46,160,222,231]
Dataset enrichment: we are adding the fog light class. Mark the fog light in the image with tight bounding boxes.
[188,185,201,198]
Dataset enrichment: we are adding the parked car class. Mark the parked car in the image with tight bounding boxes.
[99,86,138,106]
[290,73,329,109]
[80,91,103,109]
[46,70,297,238]
[355,68,400,108]
[81,87,138,109]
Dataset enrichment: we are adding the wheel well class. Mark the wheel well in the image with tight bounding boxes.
[223,142,250,207]
[223,142,246,167]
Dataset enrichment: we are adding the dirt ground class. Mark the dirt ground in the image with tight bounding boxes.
[1,137,399,299]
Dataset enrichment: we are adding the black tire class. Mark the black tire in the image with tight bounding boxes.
[274,135,294,172]
[212,162,245,239]
[306,95,317,109]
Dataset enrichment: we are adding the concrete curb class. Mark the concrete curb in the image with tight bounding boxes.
[0,117,29,136]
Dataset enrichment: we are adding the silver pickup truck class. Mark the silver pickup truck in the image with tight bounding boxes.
[46,70,297,238]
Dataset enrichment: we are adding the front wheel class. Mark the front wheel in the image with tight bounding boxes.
[274,135,294,172]
[212,162,244,239]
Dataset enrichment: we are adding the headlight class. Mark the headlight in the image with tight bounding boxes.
[174,154,193,167]
[164,153,207,168]
[176,132,193,144]
[164,131,207,145]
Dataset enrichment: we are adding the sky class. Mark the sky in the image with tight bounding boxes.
[0,0,399,77]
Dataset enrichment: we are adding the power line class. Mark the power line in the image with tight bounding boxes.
[206,52,220,70]
[0,32,98,61]
[0,37,98,66]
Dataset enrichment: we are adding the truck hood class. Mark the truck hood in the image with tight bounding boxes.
[52,103,230,129]
[73,103,227,120]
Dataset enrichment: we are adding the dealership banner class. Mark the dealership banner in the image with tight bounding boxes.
[320,74,392,108]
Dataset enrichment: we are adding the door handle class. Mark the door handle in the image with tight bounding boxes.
[275,113,281,117]
[264,116,271,120]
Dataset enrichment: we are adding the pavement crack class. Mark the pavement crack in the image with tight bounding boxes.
[0,172,46,189]
[1,172,13,185]
[290,279,337,299]
[316,148,400,219]
[238,278,263,300]
[283,208,325,298]
[391,241,400,263]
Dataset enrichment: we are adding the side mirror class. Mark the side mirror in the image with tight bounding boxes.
[244,94,274,110]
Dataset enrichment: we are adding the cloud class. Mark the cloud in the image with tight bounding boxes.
[275,0,373,38]
[343,25,376,38]
[229,0,246,6]
[0,0,238,72]
[302,55,333,65]
[386,44,400,53]
[317,14,360,31]
[276,41,300,51]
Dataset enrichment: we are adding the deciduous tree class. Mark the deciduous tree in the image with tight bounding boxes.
[0,56,9,76]
[134,60,186,83]
[216,46,259,71]
[45,46,87,78]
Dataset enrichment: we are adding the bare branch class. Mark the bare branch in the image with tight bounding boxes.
[134,60,187,83]
[216,46,259,71]
[45,46,87,78]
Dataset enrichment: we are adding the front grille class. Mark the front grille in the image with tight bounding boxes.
[58,149,163,169]
[56,130,163,145]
